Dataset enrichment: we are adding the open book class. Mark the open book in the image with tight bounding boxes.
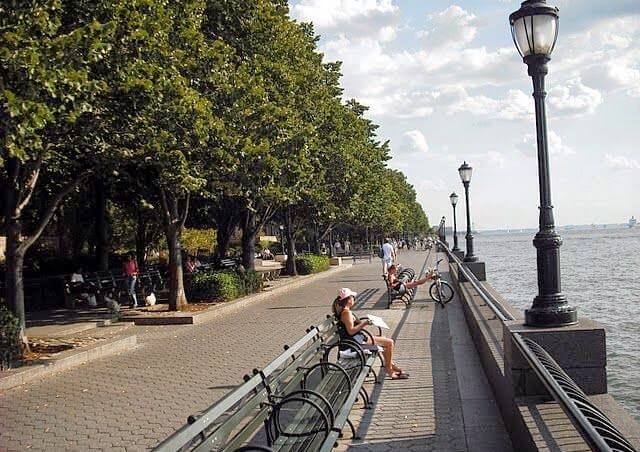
[361,314,390,330]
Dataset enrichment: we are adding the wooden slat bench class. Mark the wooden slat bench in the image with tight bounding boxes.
[219,258,239,271]
[153,317,383,452]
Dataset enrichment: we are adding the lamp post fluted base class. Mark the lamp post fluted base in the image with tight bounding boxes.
[526,291,577,327]
[525,303,578,327]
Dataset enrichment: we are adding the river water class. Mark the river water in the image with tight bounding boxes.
[468,227,640,420]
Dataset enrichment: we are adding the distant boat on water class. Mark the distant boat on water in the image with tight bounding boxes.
[629,216,637,228]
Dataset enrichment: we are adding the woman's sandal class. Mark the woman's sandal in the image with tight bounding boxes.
[390,372,409,380]
[392,363,410,377]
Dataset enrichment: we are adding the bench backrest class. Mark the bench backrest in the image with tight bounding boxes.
[154,321,338,452]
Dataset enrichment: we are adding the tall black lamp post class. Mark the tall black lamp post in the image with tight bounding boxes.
[510,0,577,326]
[449,192,460,253]
[458,162,477,263]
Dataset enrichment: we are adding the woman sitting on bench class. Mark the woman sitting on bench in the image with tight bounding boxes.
[332,288,409,380]
[386,264,434,295]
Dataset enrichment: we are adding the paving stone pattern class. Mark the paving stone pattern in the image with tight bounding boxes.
[0,251,509,451]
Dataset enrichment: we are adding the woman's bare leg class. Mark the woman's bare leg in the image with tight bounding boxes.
[373,336,395,373]
[404,275,430,289]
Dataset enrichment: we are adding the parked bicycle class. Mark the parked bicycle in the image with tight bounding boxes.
[429,258,454,307]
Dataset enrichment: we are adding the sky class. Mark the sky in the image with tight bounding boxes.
[288,0,640,230]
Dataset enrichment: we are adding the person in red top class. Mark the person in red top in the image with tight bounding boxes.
[185,256,196,273]
[122,254,139,308]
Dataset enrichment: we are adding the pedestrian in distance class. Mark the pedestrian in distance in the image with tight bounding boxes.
[380,238,396,275]
[185,256,196,273]
[122,254,139,308]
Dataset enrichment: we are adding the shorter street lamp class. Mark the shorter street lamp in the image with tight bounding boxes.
[510,0,577,327]
[449,192,460,252]
[458,162,477,263]
[440,216,447,245]
[278,225,285,254]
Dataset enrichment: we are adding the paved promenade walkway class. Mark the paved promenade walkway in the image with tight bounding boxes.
[0,251,511,451]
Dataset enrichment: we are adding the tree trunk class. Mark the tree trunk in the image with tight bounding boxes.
[216,228,231,259]
[158,188,190,311]
[328,229,334,258]
[135,209,147,272]
[285,207,297,276]
[213,197,240,260]
[94,179,109,271]
[165,225,187,311]
[240,211,257,271]
[312,222,320,254]
[215,214,236,259]
[4,219,28,349]
[71,206,84,258]
[2,156,90,353]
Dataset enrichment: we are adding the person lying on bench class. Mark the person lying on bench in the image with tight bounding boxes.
[386,264,434,295]
[332,287,409,380]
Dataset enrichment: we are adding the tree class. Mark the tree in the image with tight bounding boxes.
[0,0,109,343]
[204,0,320,271]
[96,0,231,310]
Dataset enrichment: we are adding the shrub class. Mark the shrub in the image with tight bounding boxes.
[241,270,263,295]
[296,254,330,275]
[187,270,241,302]
[0,303,21,370]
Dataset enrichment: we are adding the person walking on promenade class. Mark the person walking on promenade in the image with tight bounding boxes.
[332,288,408,379]
[123,254,139,308]
[381,238,396,275]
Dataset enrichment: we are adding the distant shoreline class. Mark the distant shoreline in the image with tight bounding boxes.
[456,224,635,234]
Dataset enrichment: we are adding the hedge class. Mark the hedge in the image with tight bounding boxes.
[296,254,330,275]
[186,270,263,302]
[1,303,21,369]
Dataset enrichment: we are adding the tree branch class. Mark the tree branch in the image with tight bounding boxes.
[319,224,333,241]
[16,155,44,216]
[20,171,93,252]
[179,192,190,229]
[159,188,171,226]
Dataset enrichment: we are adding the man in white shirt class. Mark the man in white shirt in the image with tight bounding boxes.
[381,238,396,275]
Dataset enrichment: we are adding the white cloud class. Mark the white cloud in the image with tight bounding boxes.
[291,0,400,41]
[555,16,640,98]
[548,78,603,116]
[447,88,533,120]
[317,4,522,120]
[416,179,447,192]
[403,130,429,153]
[517,130,576,157]
[419,5,479,51]
[605,154,640,170]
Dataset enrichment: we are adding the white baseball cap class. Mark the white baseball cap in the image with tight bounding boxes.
[338,288,357,300]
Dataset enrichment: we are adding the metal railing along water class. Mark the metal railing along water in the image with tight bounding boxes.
[438,240,637,452]
[439,240,514,322]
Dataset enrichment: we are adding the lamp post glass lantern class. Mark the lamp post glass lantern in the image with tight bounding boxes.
[449,192,460,252]
[510,0,577,327]
[458,162,477,262]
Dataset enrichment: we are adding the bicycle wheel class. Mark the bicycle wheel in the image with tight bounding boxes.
[438,281,454,304]
[429,282,442,304]
[429,281,454,305]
